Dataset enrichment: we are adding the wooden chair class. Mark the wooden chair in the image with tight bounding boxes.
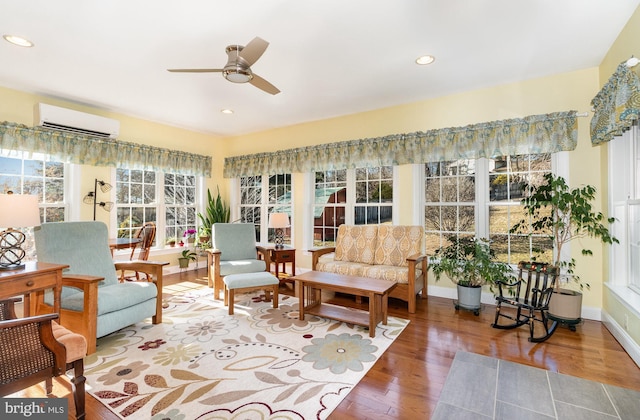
[491,261,559,343]
[34,221,168,354]
[0,299,87,419]
[206,223,271,300]
[121,221,156,281]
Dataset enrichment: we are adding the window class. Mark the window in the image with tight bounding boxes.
[609,123,640,293]
[424,153,553,264]
[115,169,197,246]
[488,154,552,264]
[424,159,476,255]
[0,153,66,222]
[313,166,394,247]
[238,174,292,244]
[313,169,347,246]
[0,152,67,261]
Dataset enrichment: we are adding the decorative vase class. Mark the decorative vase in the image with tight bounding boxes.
[455,284,482,315]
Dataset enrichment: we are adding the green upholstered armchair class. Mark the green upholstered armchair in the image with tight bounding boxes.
[206,223,271,299]
[33,221,168,354]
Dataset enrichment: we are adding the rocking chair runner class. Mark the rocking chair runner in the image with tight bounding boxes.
[492,261,559,343]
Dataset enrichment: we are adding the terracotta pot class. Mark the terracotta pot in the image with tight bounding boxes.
[548,288,582,321]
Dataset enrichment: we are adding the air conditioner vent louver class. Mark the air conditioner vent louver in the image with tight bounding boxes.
[34,103,120,139]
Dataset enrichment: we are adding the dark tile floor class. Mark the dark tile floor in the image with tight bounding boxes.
[433,351,640,420]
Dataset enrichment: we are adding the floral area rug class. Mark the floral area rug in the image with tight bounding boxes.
[84,283,409,419]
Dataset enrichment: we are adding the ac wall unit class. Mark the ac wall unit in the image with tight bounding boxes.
[34,103,120,139]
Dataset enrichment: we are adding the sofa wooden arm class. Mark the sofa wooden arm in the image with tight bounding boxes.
[310,247,336,270]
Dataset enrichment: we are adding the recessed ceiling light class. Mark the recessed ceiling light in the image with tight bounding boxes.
[3,35,34,47]
[221,109,234,114]
[415,55,435,65]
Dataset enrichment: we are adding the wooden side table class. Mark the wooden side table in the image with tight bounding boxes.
[269,246,296,280]
[0,261,68,316]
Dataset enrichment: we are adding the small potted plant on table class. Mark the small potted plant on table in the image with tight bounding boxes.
[430,236,512,315]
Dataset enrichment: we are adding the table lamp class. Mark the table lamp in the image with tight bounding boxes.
[268,212,289,249]
[0,192,41,269]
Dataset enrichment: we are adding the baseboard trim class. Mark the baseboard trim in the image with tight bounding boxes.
[602,310,640,368]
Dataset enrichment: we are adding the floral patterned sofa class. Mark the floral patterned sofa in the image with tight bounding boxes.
[310,224,427,313]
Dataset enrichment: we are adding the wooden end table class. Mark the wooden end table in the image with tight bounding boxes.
[268,245,296,280]
[292,271,397,338]
[0,261,68,316]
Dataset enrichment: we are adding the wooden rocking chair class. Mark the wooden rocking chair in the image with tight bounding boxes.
[491,261,559,343]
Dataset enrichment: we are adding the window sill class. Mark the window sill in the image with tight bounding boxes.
[605,283,640,319]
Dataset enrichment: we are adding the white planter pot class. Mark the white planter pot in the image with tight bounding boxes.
[455,284,482,315]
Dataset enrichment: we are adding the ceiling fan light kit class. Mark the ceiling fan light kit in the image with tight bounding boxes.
[168,36,280,95]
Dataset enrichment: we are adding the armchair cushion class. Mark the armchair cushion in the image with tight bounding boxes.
[212,223,259,261]
[219,259,267,276]
[55,282,157,314]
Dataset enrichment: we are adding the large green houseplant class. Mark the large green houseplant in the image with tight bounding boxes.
[510,173,618,321]
[197,186,230,246]
[430,236,512,315]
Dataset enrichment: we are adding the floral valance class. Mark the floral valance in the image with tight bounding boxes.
[0,122,211,177]
[591,61,640,145]
[224,111,578,177]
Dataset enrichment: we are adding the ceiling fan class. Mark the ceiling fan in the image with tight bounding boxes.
[168,36,280,95]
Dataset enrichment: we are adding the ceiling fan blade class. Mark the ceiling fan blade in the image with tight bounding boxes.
[167,68,224,73]
[250,73,280,95]
[238,37,269,66]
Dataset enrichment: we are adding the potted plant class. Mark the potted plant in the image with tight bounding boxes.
[510,173,618,322]
[178,248,197,269]
[430,236,512,315]
[166,237,177,247]
[197,186,230,247]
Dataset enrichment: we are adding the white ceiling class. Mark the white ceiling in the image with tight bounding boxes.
[1,1,638,138]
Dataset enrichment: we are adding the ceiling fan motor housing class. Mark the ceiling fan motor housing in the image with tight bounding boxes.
[223,45,252,83]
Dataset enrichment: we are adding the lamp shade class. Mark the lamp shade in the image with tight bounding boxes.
[0,193,41,228]
[268,212,290,229]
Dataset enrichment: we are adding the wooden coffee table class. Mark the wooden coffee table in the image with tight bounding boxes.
[292,271,397,337]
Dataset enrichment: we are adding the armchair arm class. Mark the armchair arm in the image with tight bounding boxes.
[255,246,272,267]
[114,260,168,324]
[0,313,66,376]
[309,247,336,270]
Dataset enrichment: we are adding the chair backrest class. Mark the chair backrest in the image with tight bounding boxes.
[212,223,257,261]
[34,221,119,288]
[130,222,156,260]
[517,261,558,308]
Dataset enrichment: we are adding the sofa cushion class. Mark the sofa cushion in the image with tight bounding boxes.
[334,224,378,264]
[314,259,371,277]
[374,225,423,267]
[361,264,423,285]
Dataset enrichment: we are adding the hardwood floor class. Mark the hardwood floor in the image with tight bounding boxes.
[14,268,640,419]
